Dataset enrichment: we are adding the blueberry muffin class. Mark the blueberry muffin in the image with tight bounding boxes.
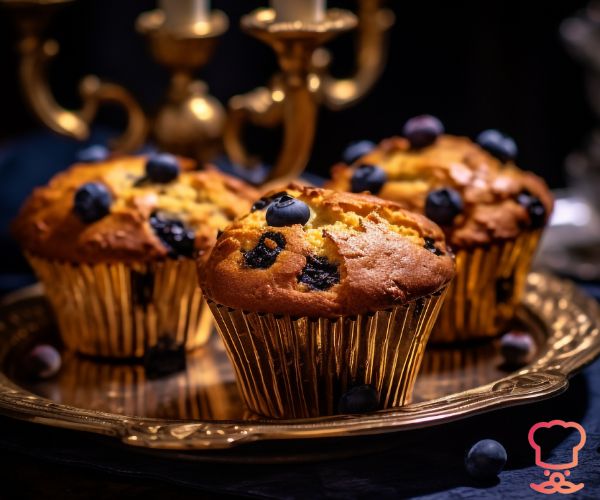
[328,116,553,342]
[12,154,258,358]
[199,184,454,418]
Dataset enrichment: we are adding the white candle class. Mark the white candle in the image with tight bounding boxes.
[160,0,210,31]
[271,0,326,23]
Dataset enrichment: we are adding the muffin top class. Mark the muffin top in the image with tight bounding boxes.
[199,184,454,317]
[328,128,553,248]
[12,154,258,264]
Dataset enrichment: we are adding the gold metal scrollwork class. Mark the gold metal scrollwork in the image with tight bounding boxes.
[3,0,147,152]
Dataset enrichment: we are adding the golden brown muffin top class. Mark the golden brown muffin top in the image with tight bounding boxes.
[328,135,553,248]
[12,155,259,264]
[199,184,455,317]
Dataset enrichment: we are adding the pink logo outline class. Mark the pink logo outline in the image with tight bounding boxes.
[528,420,586,495]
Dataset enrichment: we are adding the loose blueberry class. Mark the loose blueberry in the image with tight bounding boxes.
[500,331,535,367]
[298,255,340,291]
[517,192,546,229]
[251,191,288,212]
[342,140,376,164]
[423,237,444,256]
[243,232,286,269]
[338,385,379,414]
[146,153,180,183]
[150,212,195,258]
[266,195,311,227]
[477,130,518,163]
[76,145,110,163]
[424,188,463,227]
[402,115,444,149]
[465,439,507,480]
[73,182,112,223]
[23,344,61,380]
[350,164,387,195]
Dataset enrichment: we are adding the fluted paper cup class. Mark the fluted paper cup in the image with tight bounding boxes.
[27,254,212,358]
[431,230,542,343]
[208,289,447,419]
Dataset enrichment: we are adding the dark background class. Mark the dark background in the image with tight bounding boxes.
[0,0,595,184]
[0,0,595,282]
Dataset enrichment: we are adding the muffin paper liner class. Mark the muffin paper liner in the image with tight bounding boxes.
[207,289,447,419]
[431,230,542,343]
[26,254,212,358]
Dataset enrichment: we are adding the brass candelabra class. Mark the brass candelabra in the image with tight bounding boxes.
[1,0,394,183]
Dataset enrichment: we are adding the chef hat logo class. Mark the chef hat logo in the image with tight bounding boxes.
[528,420,586,470]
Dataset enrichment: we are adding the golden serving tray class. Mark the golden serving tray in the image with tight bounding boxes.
[0,272,599,460]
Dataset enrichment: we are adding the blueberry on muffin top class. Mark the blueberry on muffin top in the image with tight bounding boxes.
[199,184,454,317]
[12,155,258,263]
[328,120,553,248]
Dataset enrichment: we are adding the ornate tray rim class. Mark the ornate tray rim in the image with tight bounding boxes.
[0,272,599,451]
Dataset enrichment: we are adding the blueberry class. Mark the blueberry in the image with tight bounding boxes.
[251,191,288,212]
[500,331,535,367]
[465,439,507,479]
[350,164,387,194]
[23,344,61,380]
[424,188,463,226]
[402,115,444,149]
[423,237,444,256]
[342,140,376,164]
[517,192,546,229]
[243,231,286,269]
[76,145,110,163]
[150,212,195,258]
[266,195,311,227]
[477,130,518,163]
[146,153,180,183]
[338,385,379,414]
[298,255,340,291]
[73,182,112,223]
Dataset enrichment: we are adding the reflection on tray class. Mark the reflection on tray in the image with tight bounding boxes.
[11,318,541,420]
[21,340,243,421]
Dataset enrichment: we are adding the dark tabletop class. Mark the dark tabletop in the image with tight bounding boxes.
[0,132,599,499]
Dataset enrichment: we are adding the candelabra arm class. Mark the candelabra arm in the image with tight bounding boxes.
[224,82,284,167]
[5,0,147,152]
[18,36,146,152]
[18,34,87,139]
[317,0,394,111]
[269,45,319,182]
[77,76,148,153]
